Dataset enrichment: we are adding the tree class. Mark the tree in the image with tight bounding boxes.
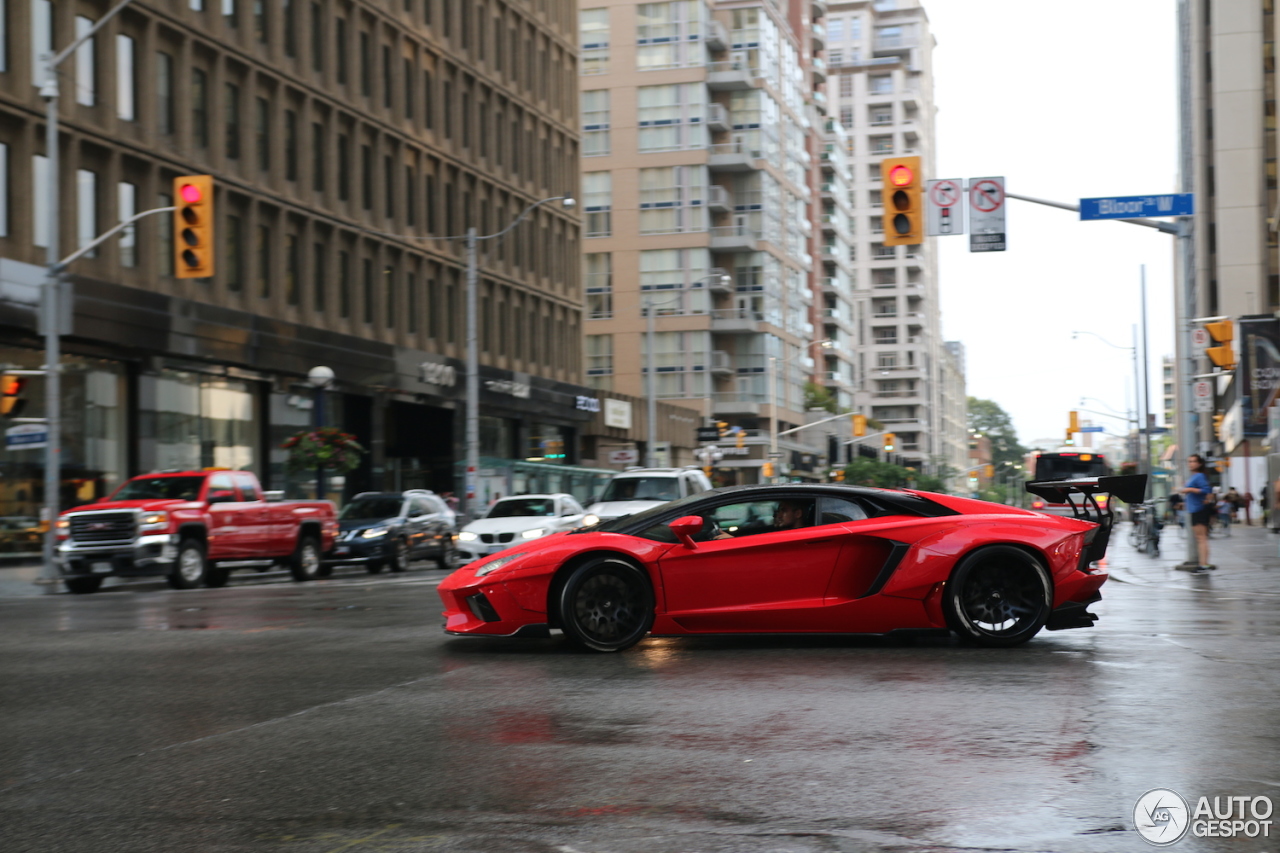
[841,458,910,488]
[804,381,838,414]
[967,397,1027,468]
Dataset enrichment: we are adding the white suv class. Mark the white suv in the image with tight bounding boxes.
[583,468,713,526]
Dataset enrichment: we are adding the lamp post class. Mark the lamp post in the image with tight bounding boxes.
[767,339,833,483]
[458,195,574,523]
[35,0,143,590]
[645,272,731,467]
[1072,327,1149,478]
[307,366,336,501]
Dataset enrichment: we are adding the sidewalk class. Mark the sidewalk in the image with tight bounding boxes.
[1104,517,1280,595]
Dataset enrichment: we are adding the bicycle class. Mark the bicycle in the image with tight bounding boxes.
[1127,502,1162,555]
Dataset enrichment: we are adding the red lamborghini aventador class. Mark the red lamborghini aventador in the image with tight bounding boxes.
[438,477,1143,652]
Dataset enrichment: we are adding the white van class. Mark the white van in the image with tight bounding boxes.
[582,467,714,526]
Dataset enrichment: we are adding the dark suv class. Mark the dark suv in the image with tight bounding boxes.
[327,490,456,573]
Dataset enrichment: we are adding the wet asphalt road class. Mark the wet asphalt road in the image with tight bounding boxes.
[2,526,1279,853]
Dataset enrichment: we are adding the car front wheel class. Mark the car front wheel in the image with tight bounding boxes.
[168,539,207,590]
[288,536,323,582]
[557,557,654,652]
[945,545,1052,647]
[388,538,410,573]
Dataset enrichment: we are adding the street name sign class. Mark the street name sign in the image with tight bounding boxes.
[695,426,721,443]
[968,177,1006,252]
[5,423,47,450]
[925,179,965,236]
[1079,426,1105,433]
[1079,193,1194,221]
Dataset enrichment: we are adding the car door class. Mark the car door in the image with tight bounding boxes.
[655,496,849,632]
[407,497,435,556]
[555,496,584,531]
[205,473,244,559]
[233,472,270,553]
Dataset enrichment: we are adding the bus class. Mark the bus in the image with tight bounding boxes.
[1025,449,1112,516]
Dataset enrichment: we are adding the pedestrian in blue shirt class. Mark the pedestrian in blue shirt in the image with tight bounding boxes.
[1178,454,1214,572]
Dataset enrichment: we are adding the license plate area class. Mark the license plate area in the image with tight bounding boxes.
[91,561,113,573]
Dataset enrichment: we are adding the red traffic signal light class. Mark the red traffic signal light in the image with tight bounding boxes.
[880,156,923,246]
[1,373,28,419]
[174,175,215,279]
[888,164,915,187]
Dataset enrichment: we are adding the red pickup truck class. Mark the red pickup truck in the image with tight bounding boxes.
[55,470,338,594]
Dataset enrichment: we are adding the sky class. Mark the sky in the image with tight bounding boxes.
[924,0,1180,448]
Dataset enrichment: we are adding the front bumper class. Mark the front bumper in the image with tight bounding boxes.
[325,537,391,563]
[456,539,524,563]
[56,534,178,578]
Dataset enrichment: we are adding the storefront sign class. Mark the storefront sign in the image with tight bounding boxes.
[5,423,48,450]
[485,378,531,399]
[607,449,639,465]
[604,399,632,429]
[418,361,457,388]
[575,395,601,412]
[1240,316,1280,437]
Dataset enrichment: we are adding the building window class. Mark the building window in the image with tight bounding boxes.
[224,214,243,290]
[118,181,136,267]
[31,0,51,85]
[284,110,297,181]
[585,334,613,378]
[361,144,372,209]
[828,49,843,67]
[76,169,96,256]
[224,83,241,159]
[255,97,269,170]
[312,123,324,191]
[384,264,395,328]
[828,18,844,41]
[582,171,611,237]
[384,154,394,218]
[638,165,707,234]
[284,0,296,56]
[382,45,392,109]
[637,83,705,152]
[870,105,893,125]
[869,215,884,234]
[581,89,610,156]
[869,135,893,154]
[74,16,95,107]
[641,331,710,398]
[584,252,612,318]
[222,0,237,27]
[157,52,174,134]
[404,58,414,119]
[839,73,853,98]
[639,248,712,314]
[337,134,350,200]
[313,241,325,311]
[407,272,417,333]
[256,224,271,297]
[311,2,322,71]
[869,74,893,94]
[579,8,609,75]
[359,31,371,96]
[850,16,863,39]
[335,17,346,83]
[192,68,209,148]
[338,250,351,318]
[285,234,299,305]
[116,35,135,120]
[839,105,853,129]
[254,0,267,43]
[636,0,705,70]
[362,257,374,324]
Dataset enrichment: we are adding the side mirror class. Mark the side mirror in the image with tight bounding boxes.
[669,515,704,549]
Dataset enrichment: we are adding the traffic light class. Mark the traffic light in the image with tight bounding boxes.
[762,462,774,478]
[703,465,712,478]
[716,420,729,439]
[1068,410,1079,433]
[1205,320,1235,369]
[174,175,215,279]
[880,156,923,246]
[735,427,746,449]
[832,469,845,482]
[0,373,27,418]
[882,433,896,452]
[985,464,995,479]
[852,413,867,437]
[1064,428,1074,446]
[1213,413,1224,439]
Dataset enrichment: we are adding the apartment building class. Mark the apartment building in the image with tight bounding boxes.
[577,0,831,482]
[0,0,693,525]
[824,0,955,473]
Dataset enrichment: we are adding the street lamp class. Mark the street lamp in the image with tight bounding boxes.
[36,0,144,591]
[307,366,336,501]
[767,339,833,483]
[645,271,731,467]
[1072,327,1149,477]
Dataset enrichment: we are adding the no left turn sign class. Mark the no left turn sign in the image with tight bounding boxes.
[968,176,1006,252]
[970,179,1004,212]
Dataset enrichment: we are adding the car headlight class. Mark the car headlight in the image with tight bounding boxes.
[474,553,523,577]
[582,514,600,527]
[457,531,478,542]
[360,526,389,539]
[139,511,169,532]
[521,527,546,539]
[55,519,70,531]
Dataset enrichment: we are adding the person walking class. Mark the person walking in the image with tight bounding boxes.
[1242,490,1255,526]
[1179,454,1214,572]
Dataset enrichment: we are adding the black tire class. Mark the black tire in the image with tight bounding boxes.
[388,538,410,573]
[288,535,323,582]
[557,557,654,652]
[64,576,103,594]
[365,560,385,574]
[204,566,231,588]
[944,545,1052,648]
[435,538,456,570]
[168,539,208,590]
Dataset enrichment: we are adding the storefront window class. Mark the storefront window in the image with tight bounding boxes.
[268,389,320,498]
[0,348,126,555]
[526,423,570,465]
[138,370,258,474]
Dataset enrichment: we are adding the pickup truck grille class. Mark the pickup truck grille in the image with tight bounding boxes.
[479,532,515,544]
[69,512,137,544]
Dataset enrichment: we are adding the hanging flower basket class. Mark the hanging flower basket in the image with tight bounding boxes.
[281,427,366,475]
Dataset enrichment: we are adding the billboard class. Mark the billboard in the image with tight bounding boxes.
[1239,315,1280,437]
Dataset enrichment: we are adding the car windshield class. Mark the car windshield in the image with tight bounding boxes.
[111,476,205,502]
[487,498,557,518]
[339,498,404,520]
[599,477,680,503]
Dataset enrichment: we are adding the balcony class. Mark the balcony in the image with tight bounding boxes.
[708,267,733,293]
[707,184,731,212]
[706,102,729,132]
[710,350,733,375]
[708,141,764,172]
[710,223,761,252]
[810,23,826,51]
[873,35,918,56]
[811,0,828,18]
[708,59,760,91]
[811,56,827,83]
[712,392,766,417]
[710,306,766,333]
[705,20,727,52]
[822,308,853,332]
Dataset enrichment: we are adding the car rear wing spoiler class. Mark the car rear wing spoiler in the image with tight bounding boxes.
[1026,474,1148,562]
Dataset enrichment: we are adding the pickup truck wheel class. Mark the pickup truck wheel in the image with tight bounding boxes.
[204,566,231,588]
[167,539,208,589]
[64,576,103,594]
[389,538,410,573]
[288,536,323,582]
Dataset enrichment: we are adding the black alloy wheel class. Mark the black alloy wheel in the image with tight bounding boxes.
[434,537,456,570]
[389,538,410,573]
[945,545,1053,647]
[168,539,208,590]
[557,557,655,652]
[288,536,324,582]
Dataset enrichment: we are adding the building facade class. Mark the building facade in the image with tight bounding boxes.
[0,0,683,530]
